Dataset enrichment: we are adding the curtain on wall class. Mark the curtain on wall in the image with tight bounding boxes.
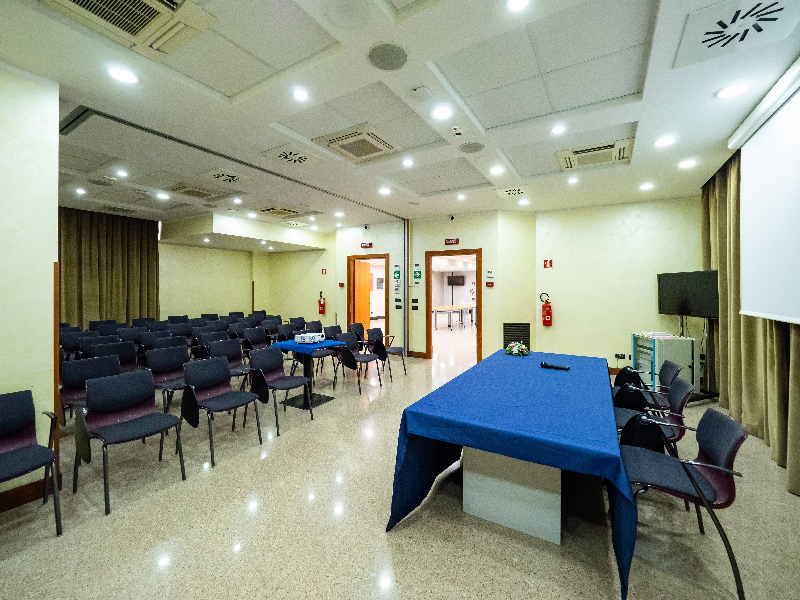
[59,207,159,328]
[702,151,800,495]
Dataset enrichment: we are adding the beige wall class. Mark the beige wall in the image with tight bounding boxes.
[158,243,253,317]
[0,62,59,490]
[535,196,704,363]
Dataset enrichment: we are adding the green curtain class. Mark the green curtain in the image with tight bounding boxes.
[59,207,159,328]
[702,151,800,495]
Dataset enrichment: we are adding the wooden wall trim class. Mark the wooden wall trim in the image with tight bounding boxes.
[346,253,390,337]
[0,473,62,513]
[407,351,426,359]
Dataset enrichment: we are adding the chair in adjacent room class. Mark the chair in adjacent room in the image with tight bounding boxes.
[73,370,186,515]
[367,328,407,380]
[334,333,381,394]
[0,390,62,536]
[60,355,121,421]
[132,317,156,328]
[249,347,312,436]
[80,334,120,359]
[181,357,261,467]
[201,313,219,321]
[167,315,189,324]
[146,345,190,413]
[91,341,138,372]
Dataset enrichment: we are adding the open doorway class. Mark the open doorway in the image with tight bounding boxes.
[347,253,389,336]
[425,249,482,364]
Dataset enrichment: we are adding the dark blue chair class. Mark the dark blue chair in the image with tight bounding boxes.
[152,336,188,351]
[367,327,406,379]
[249,348,311,436]
[289,317,305,330]
[335,333,381,394]
[209,339,249,379]
[167,322,192,344]
[97,322,122,336]
[167,315,189,324]
[132,317,156,328]
[146,345,190,413]
[79,334,120,358]
[229,312,245,319]
[242,327,269,353]
[91,341,138,372]
[74,370,185,514]
[0,391,61,535]
[60,356,121,419]
[201,313,219,321]
[146,320,170,332]
[117,326,147,346]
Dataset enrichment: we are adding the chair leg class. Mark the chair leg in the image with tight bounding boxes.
[72,453,80,494]
[401,353,407,375]
[243,403,248,428]
[159,431,165,461]
[307,383,314,420]
[695,503,705,535]
[387,356,393,382]
[253,400,262,444]
[332,361,338,389]
[176,423,186,481]
[102,444,111,515]
[207,411,216,467]
[42,461,50,504]
[51,459,62,536]
[376,360,382,387]
[272,389,280,437]
[357,368,362,395]
[232,407,237,432]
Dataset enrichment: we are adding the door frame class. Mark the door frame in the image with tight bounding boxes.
[346,253,390,335]
[425,248,482,362]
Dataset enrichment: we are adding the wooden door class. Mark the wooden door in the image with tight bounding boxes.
[353,261,371,329]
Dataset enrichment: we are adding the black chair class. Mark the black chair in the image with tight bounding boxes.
[74,370,185,514]
[97,322,122,336]
[60,330,98,360]
[59,326,81,335]
[89,319,116,331]
[615,377,695,450]
[80,334,120,358]
[60,355,121,420]
[238,316,258,329]
[146,320,171,332]
[289,317,305,330]
[188,317,208,327]
[613,360,683,407]
[305,320,322,333]
[181,357,261,467]
[117,326,147,346]
[152,336,187,350]
[201,331,229,348]
[229,322,248,339]
[249,348,311,436]
[91,341,138,372]
[201,313,219,321]
[229,311,245,319]
[59,322,72,329]
[263,319,281,342]
[271,314,283,324]
[367,327,406,379]
[146,345,190,413]
[242,327,269,353]
[208,319,228,333]
[139,330,173,351]
[168,322,192,343]
[167,315,189,324]
[132,317,155,328]
[348,322,366,350]
[220,315,238,326]
[334,333,381,394]
[208,338,249,379]
[251,310,267,321]
[277,324,296,341]
[323,325,342,340]
[0,390,61,535]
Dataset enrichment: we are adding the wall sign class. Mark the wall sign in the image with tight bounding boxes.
[543,259,553,268]
[486,269,494,278]
[413,263,421,284]
[322,268,326,275]
[486,281,494,287]
[361,242,373,248]
[445,238,459,245]
[339,282,344,287]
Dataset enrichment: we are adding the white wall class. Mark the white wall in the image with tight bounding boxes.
[432,271,474,307]
[369,262,385,318]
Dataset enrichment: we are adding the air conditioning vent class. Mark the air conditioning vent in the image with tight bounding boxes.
[67,0,163,36]
[556,138,634,172]
[261,144,320,166]
[101,204,138,214]
[283,221,307,227]
[495,187,530,198]
[169,183,227,200]
[259,207,300,218]
[313,123,400,164]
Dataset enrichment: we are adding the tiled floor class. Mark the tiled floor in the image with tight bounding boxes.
[1,348,799,599]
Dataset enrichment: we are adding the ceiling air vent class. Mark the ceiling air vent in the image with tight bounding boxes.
[261,144,320,166]
[100,205,138,214]
[313,123,399,164]
[283,221,307,227]
[259,207,300,218]
[556,138,634,172]
[40,0,214,62]
[169,183,227,200]
[495,187,530,198]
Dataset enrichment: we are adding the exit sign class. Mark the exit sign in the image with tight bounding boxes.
[361,242,372,248]
[445,238,459,245]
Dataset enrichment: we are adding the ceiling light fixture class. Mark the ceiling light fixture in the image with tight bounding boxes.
[336,223,342,227]
[654,136,675,148]
[309,216,315,221]
[156,193,169,200]
[639,183,655,191]
[233,197,242,204]
[261,240,267,245]
[108,67,138,84]
[76,188,86,195]
[430,105,453,120]
[379,187,391,195]
[334,211,344,217]
[457,194,465,200]
[203,238,210,243]
[489,165,505,175]
[248,212,257,218]
[116,170,128,177]
[268,246,273,250]
[311,226,319,231]
[518,199,530,206]
[551,125,566,135]
[715,83,748,99]
[292,87,309,101]
[568,177,578,184]
[507,0,529,11]
[679,159,697,169]
[403,158,414,167]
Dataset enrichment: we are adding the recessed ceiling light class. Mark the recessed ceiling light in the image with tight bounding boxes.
[551,125,566,135]
[457,194,465,200]
[379,187,391,195]
[261,240,267,245]
[292,87,309,101]
[715,83,748,99]
[156,193,169,200]
[568,176,578,184]
[654,136,675,148]
[311,226,319,231]
[248,212,257,218]
[309,216,315,221]
[402,158,414,167]
[268,246,273,250]
[75,188,86,195]
[334,211,344,217]
[518,198,530,206]
[489,165,505,176]
[336,223,342,227]
[430,105,453,120]
[203,238,210,243]
[108,67,138,84]
[116,170,128,177]
[233,197,242,204]
[639,183,654,191]
[678,159,697,169]
[507,0,529,11]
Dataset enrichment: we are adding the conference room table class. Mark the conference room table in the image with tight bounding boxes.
[432,301,476,329]
[386,350,638,599]
[270,339,344,410]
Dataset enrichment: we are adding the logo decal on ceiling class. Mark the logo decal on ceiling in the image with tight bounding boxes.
[278,150,308,164]
[703,2,784,48]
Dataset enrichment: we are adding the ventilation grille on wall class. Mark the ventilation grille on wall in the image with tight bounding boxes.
[313,124,399,164]
[556,138,634,172]
[503,322,531,348]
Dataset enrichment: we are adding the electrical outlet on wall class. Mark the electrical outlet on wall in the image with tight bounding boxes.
[615,353,625,360]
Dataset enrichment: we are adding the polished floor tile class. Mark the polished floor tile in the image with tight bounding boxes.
[1,350,799,599]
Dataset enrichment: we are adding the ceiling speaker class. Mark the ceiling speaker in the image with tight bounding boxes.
[368,43,408,71]
[460,142,485,154]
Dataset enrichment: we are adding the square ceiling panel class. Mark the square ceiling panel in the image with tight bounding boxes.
[388,157,491,195]
[59,143,115,173]
[389,0,417,8]
[327,82,413,125]
[280,103,355,141]
[375,112,443,149]
[465,77,552,130]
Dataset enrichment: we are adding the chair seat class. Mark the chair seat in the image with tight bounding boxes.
[267,376,309,391]
[615,408,679,440]
[198,391,258,412]
[354,353,378,363]
[230,365,250,377]
[154,379,186,392]
[620,445,716,501]
[92,412,181,445]
[386,346,403,356]
[311,348,335,358]
[0,445,55,484]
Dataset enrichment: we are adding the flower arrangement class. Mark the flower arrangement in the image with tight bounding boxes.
[505,341,530,356]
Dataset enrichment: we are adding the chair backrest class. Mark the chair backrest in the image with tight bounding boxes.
[59,326,81,335]
[61,355,121,389]
[366,327,383,342]
[324,325,342,340]
[201,313,219,321]
[0,390,37,450]
[146,320,170,332]
[249,347,285,379]
[140,330,173,350]
[372,338,388,361]
[251,310,266,321]
[348,323,365,339]
[189,318,208,327]
[146,345,190,374]
[337,332,359,354]
[208,319,228,332]
[91,341,137,366]
[81,335,120,354]
[695,409,748,508]
[289,317,305,330]
[238,316,258,328]
[132,317,156,328]
[117,326,146,344]
[229,311,244,319]
[337,345,358,370]
[167,315,189,324]
[201,331,229,346]
[98,322,122,336]
[263,319,280,334]
[60,331,89,352]
[192,326,214,339]
[89,319,116,331]
[277,324,296,340]
[168,322,192,337]
[305,320,322,333]
[59,322,71,329]
[666,377,694,414]
[152,336,187,350]
[229,323,247,338]
[209,338,243,364]
[184,356,230,392]
[658,360,682,389]
[85,370,155,427]
[219,315,237,326]
[243,327,267,346]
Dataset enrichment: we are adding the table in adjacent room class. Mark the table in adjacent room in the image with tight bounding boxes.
[386,350,638,599]
[270,339,344,410]
[432,301,475,329]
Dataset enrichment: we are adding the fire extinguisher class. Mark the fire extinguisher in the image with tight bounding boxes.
[318,291,326,315]
[540,292,552,327]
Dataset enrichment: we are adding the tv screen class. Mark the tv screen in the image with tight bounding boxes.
[657,271,719,318]
[447,275,465,286]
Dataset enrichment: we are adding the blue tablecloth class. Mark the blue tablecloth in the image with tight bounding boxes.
[386,350,637,599]
[271,339,343,355]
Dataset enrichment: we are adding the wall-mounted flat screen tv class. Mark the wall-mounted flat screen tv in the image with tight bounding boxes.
[447,275,465,286]
[657,270,719,318]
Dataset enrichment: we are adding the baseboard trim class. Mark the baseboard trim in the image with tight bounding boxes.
[0,472,62,513]
[407,351,427,359]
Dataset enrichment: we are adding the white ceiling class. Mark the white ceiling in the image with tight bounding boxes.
[1,0,799,233]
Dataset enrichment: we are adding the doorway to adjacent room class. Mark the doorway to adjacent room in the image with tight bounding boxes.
[346,253,389,335]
